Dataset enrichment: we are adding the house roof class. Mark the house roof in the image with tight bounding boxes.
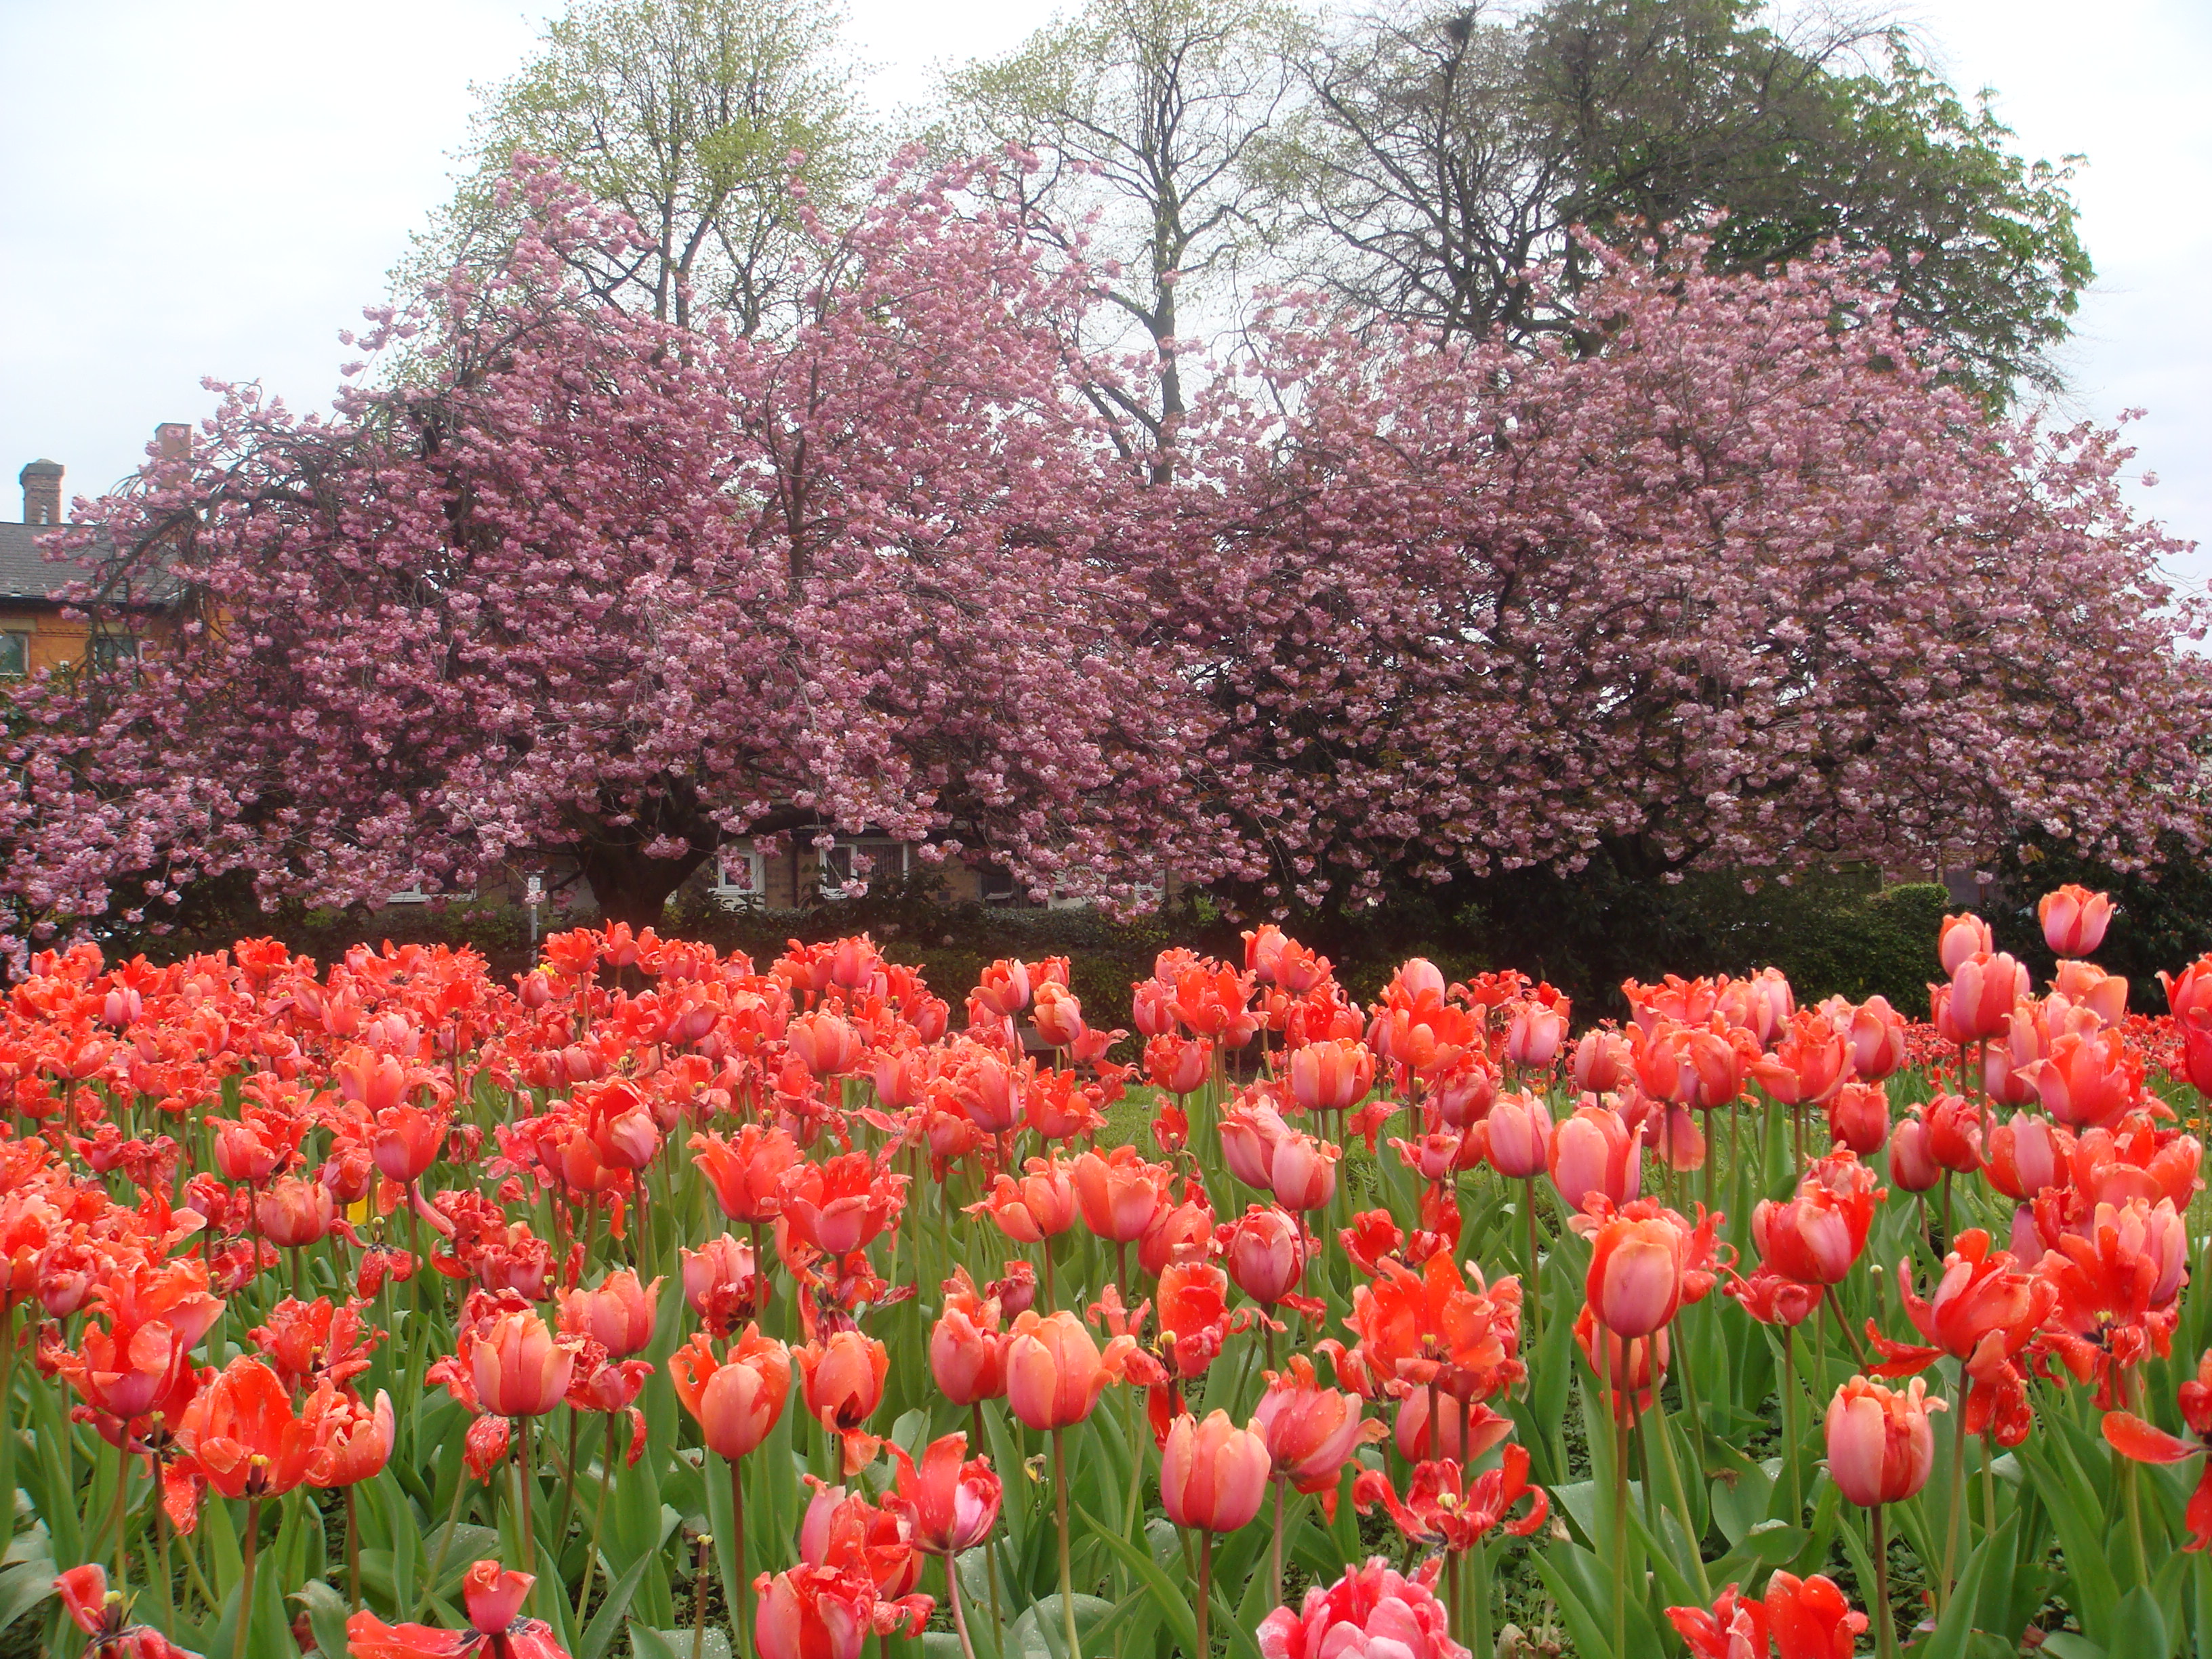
[0,520,175,607]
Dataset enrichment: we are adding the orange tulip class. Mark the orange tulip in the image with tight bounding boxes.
[2041,884,2114,958]
[668,1324,793,1460]
[1004,1309,1136,1430]
[1160,1410,1271,1532]
[469,1308,579,1418]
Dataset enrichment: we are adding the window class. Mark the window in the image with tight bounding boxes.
[1048,868,1166,912]
[818,838,909,897]
[0,634,26,677]
[385,876,475,905]
[86,635,138,673]
[714,846,765,907]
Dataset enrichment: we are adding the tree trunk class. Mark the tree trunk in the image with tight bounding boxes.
[575,841,712,931]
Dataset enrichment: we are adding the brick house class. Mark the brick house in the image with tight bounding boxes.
[0,426,188,676]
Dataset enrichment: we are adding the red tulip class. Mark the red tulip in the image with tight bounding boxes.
[1938,914,1993,975]
[1145,1032,1212,1096]
[887,1432,1002,1555]
[1483,1090,1551,1179]
[173,1355,320,1500]
[966,1153,1077,1243]
[53,1561,201,1659]
[1886,1110,1941,1193]
[1940,951,2027,1044]
[1924,1091,1984,1173]
[306,1387,396,1489]
[1071,1145,1175,1244]
[1827,1082,1889,1154]
[668,1325,792,1460]
[1220,1205,1309,1309]
[369,1103,444,1184]
[348,1559,567,1659]
[753,1563,928,1659]
[1389,1383,1512,1463]
[558,1269,661,1358]
[1160,1410,1271,1532]
[1986,1111,2068,1200]
[2041,884,2114,957]
[1752,1151,1882,1286]
[781,1153,905,1256]
[1549,1102,1641,1214]
[1825,1375,1942,1506]
[1268,1130,1340,1213]
[2020,1027,2140,1130]
[1252,1355,1382,1503]
[1257,1557,1469,1659]
[1287,1038,1374,1113]
[1576,1304,1666,1420]
[680,1233,761,1334]
[795,1330,889,1469]
[2052,958,2129,1028]
[469,1308,580,1418]
[693,1124,801,1225]
[929,1269,1010,1406]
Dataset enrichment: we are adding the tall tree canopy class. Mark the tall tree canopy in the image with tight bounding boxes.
[1268,0,2091,401]
[416,0,874,336]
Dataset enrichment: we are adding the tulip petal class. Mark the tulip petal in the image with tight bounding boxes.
[2102,1412,2199,1465]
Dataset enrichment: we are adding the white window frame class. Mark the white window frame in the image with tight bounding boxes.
[817,838,909,897]
[1048,868,1166,912]
[714,846,766,907]
[385,877,476,905]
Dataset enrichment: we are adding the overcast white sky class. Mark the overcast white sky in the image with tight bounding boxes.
[1,0,2205,583]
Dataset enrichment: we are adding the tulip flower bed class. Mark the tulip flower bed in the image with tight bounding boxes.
[4,886,2211,1659]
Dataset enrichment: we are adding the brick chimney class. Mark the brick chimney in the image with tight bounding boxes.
[154,423,190,462]
[18,459,61,526]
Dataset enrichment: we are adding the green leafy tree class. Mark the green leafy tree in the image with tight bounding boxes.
[1270,0,2090,401]
[419,0,873,335]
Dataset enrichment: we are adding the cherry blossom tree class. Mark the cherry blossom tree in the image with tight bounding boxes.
[0,159,1237,938]
[1158,238,2212,914]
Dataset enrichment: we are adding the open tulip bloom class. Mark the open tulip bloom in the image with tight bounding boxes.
[16,897,2212,1659]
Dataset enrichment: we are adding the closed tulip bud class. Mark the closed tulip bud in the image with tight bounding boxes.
[930,1273,1009,1406]
[1986,1112,2067,1200]
[796,1330,888,1434]
[1139,1193,1217,1279]
[558,1269,661,1357]
[471,1309,579,1418]
[1825,1375,1942,1507]
[2040,885,2114,958]
[1887,1112,1941,1193]
[1288,1038,1375,1113]
[1071,1146,1175,1244]
[1269,1131,1340,1213]
[1943,952,2026,1044]
[256,1176,335,1249]
[1160,1410,1271,1532]
[1585,1206,1694,1337]
[1506,1002,1568,1070]
[1031,982,1086,1048]
[1938,914,1993,976]
[1925,1092,1984,1173]
[369,1103,443,1184]
[1483,1091,1552,1179]
[1004,1309,1135,1431]
[1549,1103,1641,1214]
[1847,996,1908,1082]
[1572,1029,1631,1094]
[1221,1206,1308,1307]
[1828,1082,1889,1155]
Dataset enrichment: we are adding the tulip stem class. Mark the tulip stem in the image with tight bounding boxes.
[108,1439,130,1605]
[1053,1427,1079,1659]
[346,1486,361,1610]
[552,1409,581,1568]
[1523,1176,1542,1349]
[517,1415,535,1584]
[415,1458,470,1620]
[1982,1427,1999,1536]
[975,1402,1006,1634]
[1872,1504,1896,1659]
[947,1547,982,1659]
[729,1454,750,1659]
[1781,1328,1801,1520]
[1612,1404,1630,1659]
[231,1496,261,1659]
[1644,1376,1711,1601]
[1938,1368,1967,1612]
[1196,1530,1214,1659]
[1269,1478,1284,1610]
[691,1532,712,1659]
